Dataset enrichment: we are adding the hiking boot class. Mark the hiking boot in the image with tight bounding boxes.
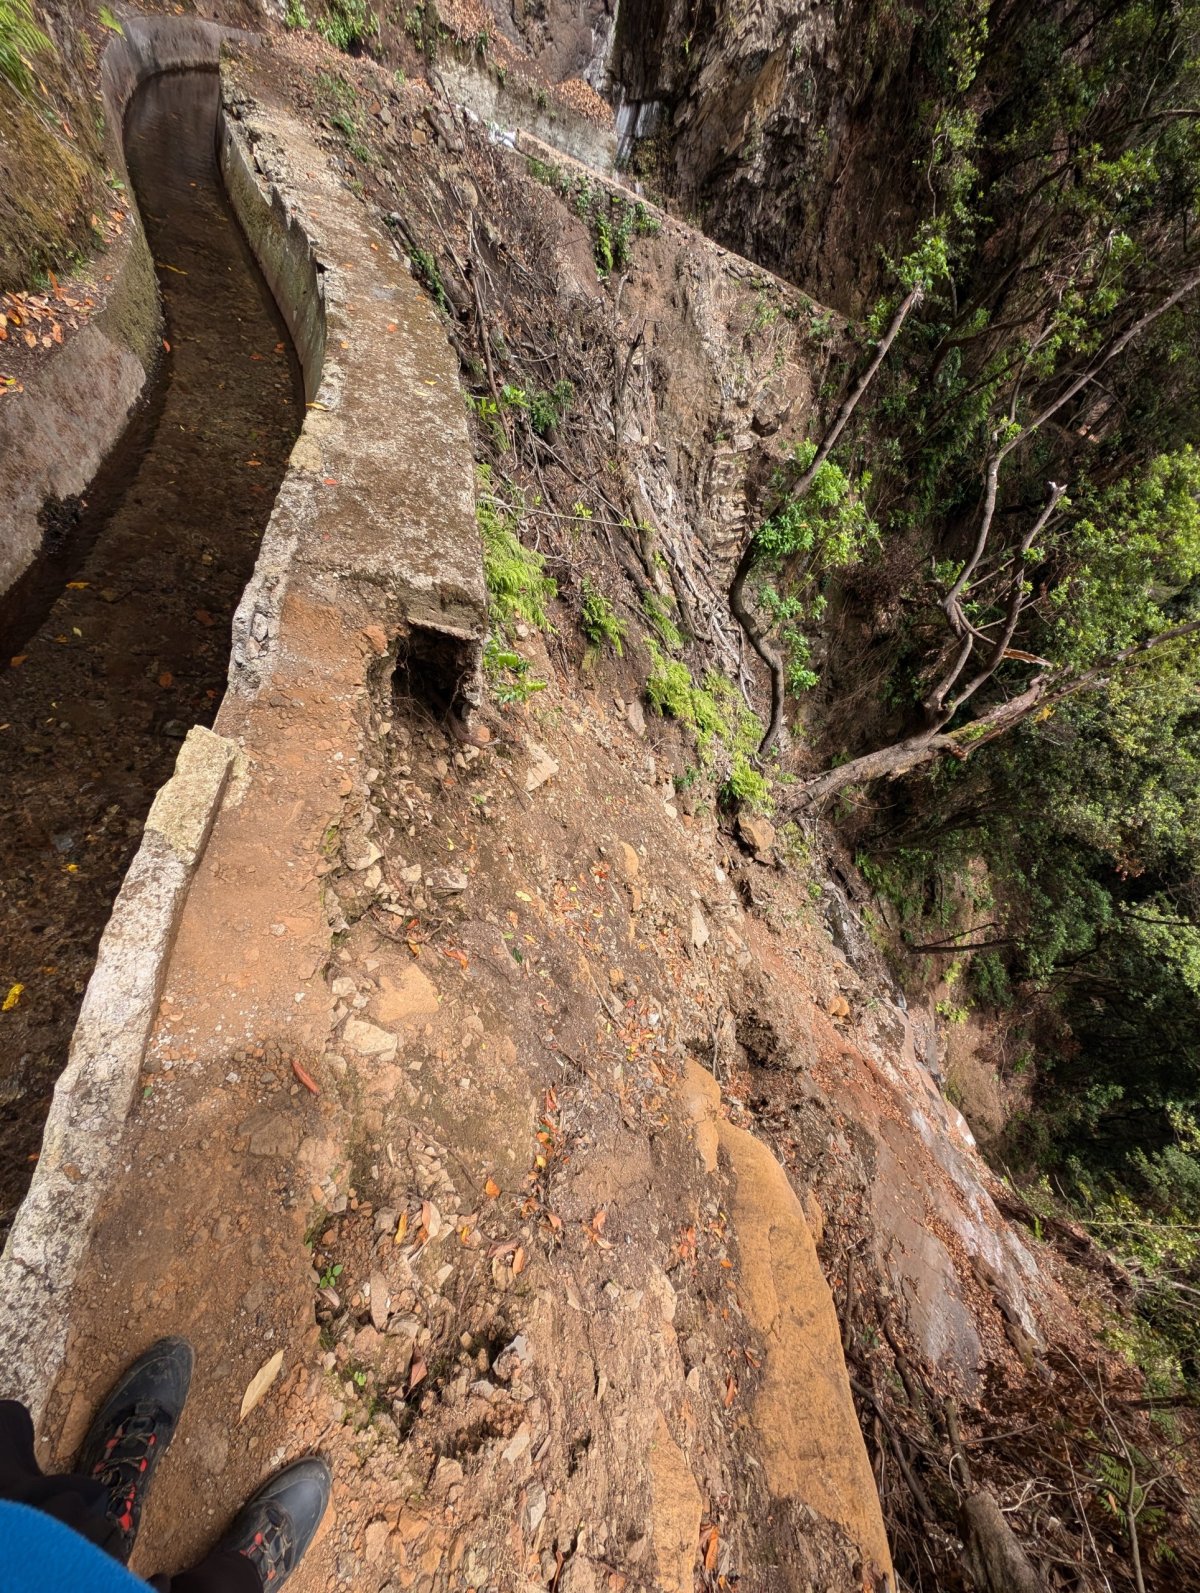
[77,1336,194,1561]
[219,1456,332,1588]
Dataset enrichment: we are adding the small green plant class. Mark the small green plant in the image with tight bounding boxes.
[411,247,450,314]
[499,379,573,438]
[935,998,970,1024]
[721,752,772,812]
[645,639,696,722]
[316,0,375,51]
[318,1261,344,1290]
[285,0,310,27]
[580,580,627,656]
[483,635,546,705]
[477,467,556,629]
[96,4,123,35]
[642,589,685,651]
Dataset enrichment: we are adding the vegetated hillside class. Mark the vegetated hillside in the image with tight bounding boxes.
[0,0,116,293]
[252,5,1200,1577]
[464,0,1200,1487]
[581,0,1200,1420]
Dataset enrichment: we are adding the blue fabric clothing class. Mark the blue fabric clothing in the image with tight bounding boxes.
[0,1500,152,1593]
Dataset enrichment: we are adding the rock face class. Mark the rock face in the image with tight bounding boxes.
[479,0,920,315]
[678,1061,895,1586]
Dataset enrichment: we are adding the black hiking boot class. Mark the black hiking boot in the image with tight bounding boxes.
[77,1336,194,1561]
[219,1456,332,1588]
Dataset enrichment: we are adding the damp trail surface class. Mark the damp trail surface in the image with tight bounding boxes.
[0,69,303,1237]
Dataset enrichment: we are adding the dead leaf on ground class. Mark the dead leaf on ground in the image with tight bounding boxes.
[239,1349,284,1422]
[701,1522,720,1572]
[292,1058,320,1094]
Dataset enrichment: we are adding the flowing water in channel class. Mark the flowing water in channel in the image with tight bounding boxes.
[0,70,303,1237]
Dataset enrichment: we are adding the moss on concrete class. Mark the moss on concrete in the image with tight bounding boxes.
[0,89,102,291]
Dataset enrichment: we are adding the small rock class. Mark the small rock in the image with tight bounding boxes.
[501,1425,531,1464]
[626,698,646,737]
[369,1270,390,1332]
[614,841,639,881]
[365,1520,392,1564]
[427,866,468,894]
[524,740,559,793]
[736,812,777,858]
[493,1334,528,1382]
[345,839,384,871]
[238,1108,303,1159]
[527,1482,547,1533]
[689,904,710,954]
[330,976,357,999]
[374,1208,398,1236]
[434,1456,465,1493]
[354,1325,382,1359]
[828,994,851,1020]
[342,1017,398,1060]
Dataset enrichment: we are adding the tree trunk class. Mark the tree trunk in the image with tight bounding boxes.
[792,727,953,807]
[960,1491,1045,1593]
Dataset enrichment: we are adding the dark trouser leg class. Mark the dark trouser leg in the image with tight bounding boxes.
[0,1400,259,1592]
[149,1548,262,1593]
[0,1399,122,1556]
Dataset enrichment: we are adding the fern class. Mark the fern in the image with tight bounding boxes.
[0,0,51,93]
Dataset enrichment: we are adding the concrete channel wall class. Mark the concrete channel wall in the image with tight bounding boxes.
[0,16,248,602]
[0,28,486,1421]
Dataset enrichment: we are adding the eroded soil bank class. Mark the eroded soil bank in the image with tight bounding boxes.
[0,69,302,1237]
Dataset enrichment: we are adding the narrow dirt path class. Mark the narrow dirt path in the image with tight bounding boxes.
[0,69,302,1237]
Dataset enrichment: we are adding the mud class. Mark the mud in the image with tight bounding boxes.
[0,69,302,1238]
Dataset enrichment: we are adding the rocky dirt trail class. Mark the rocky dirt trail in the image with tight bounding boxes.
[38,596,1059,1590]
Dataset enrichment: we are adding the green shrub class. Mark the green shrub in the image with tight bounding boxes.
[411,247,450,314]
[645,640,695,722]
[721,752,772,812]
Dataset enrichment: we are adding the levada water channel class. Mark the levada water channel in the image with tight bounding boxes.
[0,69,303,1238]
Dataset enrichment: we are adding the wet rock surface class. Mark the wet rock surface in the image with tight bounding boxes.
[0,69,302,1237]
